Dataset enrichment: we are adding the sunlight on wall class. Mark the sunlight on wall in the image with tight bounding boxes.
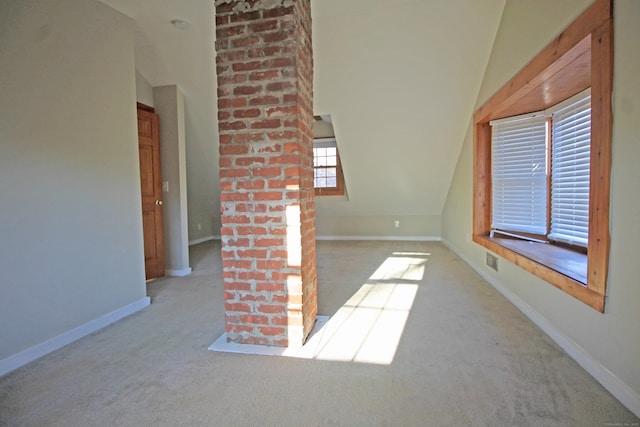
[286,204,302,267]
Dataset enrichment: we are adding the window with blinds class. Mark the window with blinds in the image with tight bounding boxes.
[489,89,591,247]
[548,89,591,247]
[490,113,548,235]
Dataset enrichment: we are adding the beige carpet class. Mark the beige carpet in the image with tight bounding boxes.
[0,240,637,426]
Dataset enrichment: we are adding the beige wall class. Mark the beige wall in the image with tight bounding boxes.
[185,100,220,243]
[0,0,147,361]
[135,70,154,108]
[317,215,441,240]
[311,0,504,239]
[153,85,191,274]
[442,0,640,412]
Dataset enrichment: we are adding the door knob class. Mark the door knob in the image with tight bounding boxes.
[156,200,163,205]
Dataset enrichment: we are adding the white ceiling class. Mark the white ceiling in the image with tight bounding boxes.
[99,0,219,236]
[99,0,217,172]
[99,0,505,219]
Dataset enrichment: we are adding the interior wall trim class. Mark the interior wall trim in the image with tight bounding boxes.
[165,268,192,277]
[189,235,218,246]
[442,239,640,418]
[0,297,151,378]
[189,236,441,243]
[315,235,441,242]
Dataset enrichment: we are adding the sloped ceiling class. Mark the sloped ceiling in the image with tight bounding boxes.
[99,0,505,223]
[313,0,505,216]
[99,0,219,239]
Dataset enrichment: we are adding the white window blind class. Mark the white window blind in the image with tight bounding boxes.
[490,113,547,235]
[548,90,591,247]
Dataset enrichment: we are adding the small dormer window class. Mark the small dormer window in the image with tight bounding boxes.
[313,115,345,196]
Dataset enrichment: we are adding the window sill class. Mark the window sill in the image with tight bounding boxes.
[473,235,604,312]
[314,188,345,197]
[491,237,586,283]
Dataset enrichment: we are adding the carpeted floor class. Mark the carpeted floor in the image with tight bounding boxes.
[0,240,637,426]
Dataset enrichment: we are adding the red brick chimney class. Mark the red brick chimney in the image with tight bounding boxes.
[214,0,317,347]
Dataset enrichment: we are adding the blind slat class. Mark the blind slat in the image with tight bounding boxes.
[549,94,591,247]
[491,114,547,235]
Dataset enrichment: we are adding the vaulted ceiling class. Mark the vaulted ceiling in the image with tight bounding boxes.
[99,0,505,222]
[312,0,505,216]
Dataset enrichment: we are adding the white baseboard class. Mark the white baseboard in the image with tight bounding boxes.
[0,297,150,378]
[316,235,441,242]
[193,235,441,243]
[189,235,219,246]
[165,267,192,277]
[442,238,640,418]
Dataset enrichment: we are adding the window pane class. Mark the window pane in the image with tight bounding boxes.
[313,138,344,193]
[549,93,591,247]
[491,114,548,235]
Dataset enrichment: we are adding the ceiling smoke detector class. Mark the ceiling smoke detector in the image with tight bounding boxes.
[171,19,189,30]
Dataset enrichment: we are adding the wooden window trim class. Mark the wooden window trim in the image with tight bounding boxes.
[472,0,613,312]
[314,142,345,197]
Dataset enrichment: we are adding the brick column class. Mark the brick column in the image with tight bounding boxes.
[215,0,317,347]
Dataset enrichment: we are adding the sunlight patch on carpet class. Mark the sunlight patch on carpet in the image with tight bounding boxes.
[210,252,427,364]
